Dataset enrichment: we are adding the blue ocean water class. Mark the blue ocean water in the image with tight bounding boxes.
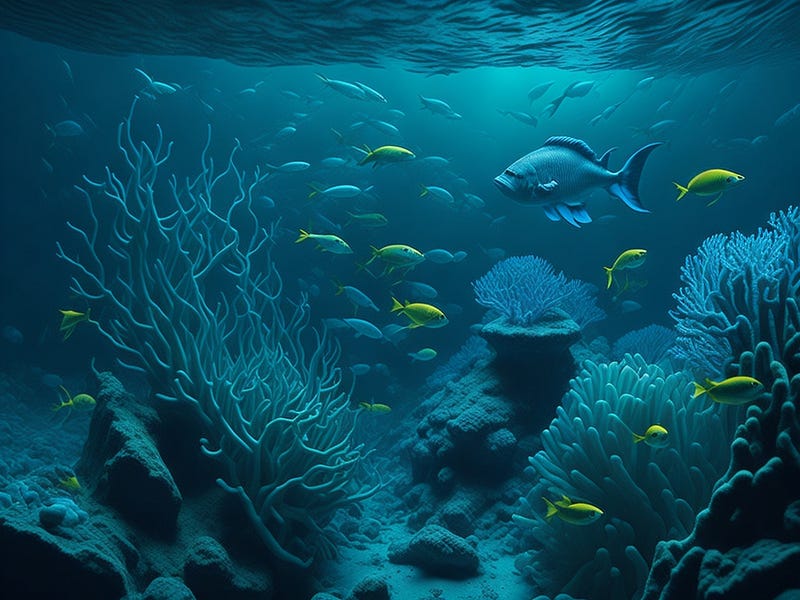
[1,3,799,600]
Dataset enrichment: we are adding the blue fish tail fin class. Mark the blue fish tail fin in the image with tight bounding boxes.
[609,142,663,213]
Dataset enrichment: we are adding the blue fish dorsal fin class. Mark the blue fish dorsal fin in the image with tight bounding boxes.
[543,136,597,161]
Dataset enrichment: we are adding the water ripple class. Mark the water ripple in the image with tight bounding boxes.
[0,0,797,72]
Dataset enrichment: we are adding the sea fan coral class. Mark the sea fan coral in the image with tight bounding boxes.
[670,206,800,377]
[513,354,740,600]
[612,324,677,366]
[473,255,604,327]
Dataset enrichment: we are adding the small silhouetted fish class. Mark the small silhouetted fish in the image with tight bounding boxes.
[1,325,23,344]
[49,120,84,137]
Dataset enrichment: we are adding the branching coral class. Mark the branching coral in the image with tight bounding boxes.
[56,98,377,567]
[612,324,677,366]
[670,206,800,377]
[513,354,740,600]
[473,255,604,328]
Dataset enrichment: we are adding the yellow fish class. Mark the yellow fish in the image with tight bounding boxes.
[59,309,91,341]
[693,376,764,405]
[543,495,603,525]
[603,249,647,289]
[358,145,415,168]
[52,385,97,412]
[391,298,448,329]
[345,211,388,228]
[359,402,392,413]
[59,475,81,492]
[632,424,669,448]
[674,169,745,206]
[363,244,425,275]
[295,229,353,254]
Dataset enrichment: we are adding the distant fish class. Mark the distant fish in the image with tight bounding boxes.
[419,185,454,204]
[334,281,379,313]
[545,80,595,117]
[424,249,455,264]
[47,120,84,138]
[775,102,800,128]
[419,95,462,119]
[342,318,383,339]
[408,348,437,362]
[358,145,415,167]
[345,211,388,228]
[308,183,365,199]
[349,363,372,376]
[497,109,538,127]
[620,300,642,313]
[266,160,310,173]
[630,119,677,139]
[359,402,391,413]
[391,298,448,329]
[635,76,656,91]
[1,325,23,345]
[295,230,352,254]
[527,81,554,103]
[494,136,662,227]
[316,73,367,100]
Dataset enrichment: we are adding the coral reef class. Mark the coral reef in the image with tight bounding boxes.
[57,99,376,567]
[513,354,741,600]
[643,343,800,596]
[473,255,604,328]
[612,324,676,366]
[671,206,800,377]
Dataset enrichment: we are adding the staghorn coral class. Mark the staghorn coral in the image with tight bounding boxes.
[57,98,376,567]
[513,354,741,600]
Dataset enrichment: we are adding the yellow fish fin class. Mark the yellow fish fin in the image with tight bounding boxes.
[706,191,724,207]
[307,183,322,199]
[543,497,558,521]
[673,182,689,201]
[359,402,371,411]
[692,382,708,398]
[390,297,404,313]
[295,229,310,243]
[704,378,719,387]
[419,184,429,198]
[603,266,614,289]
[632,432,645,443]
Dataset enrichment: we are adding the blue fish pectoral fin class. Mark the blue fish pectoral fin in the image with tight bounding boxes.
[542,205,562,222]
[555,203,582,227]
[610,141,663,213]
[535,180,559,194]
[572,205,592,224]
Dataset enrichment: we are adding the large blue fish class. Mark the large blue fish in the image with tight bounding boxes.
[494,136,662,227]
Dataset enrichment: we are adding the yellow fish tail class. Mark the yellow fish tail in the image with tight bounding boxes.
[543,497,558,522]
[390,297,404,313]
[295,229,310,243]
[674,182,689,201]
[419,185,429,198]
[632,432,645,443]
[359,402,371,411]
[603,266,614,289]
[692,381,708,398]
[332,279,344,295]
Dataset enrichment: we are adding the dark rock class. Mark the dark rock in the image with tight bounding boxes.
[184,535,273,600]
[76,371,182,534]
[478,310,581,366]
[346,575,389,600]
[143,576,197,600]
[0,502,132,597]
[387,524,479,578]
